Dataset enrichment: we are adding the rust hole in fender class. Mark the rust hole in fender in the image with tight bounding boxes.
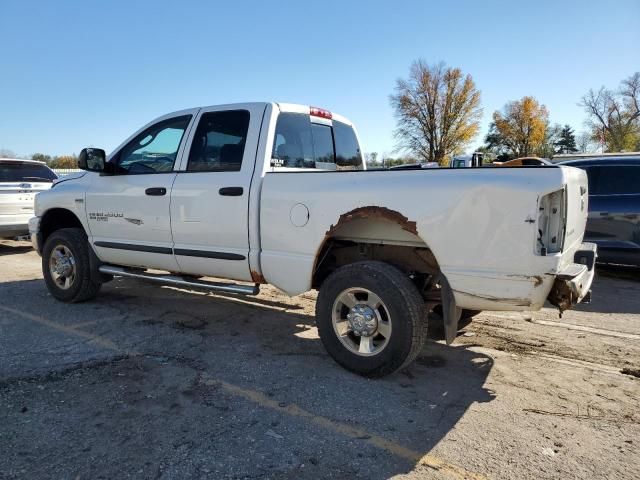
[325,206,418,237]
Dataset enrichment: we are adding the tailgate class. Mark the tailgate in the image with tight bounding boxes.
[562,166,589,255]
[0,183,46,215]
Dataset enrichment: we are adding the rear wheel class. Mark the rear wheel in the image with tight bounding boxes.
[316,261,427,377]
[42,228,102,303]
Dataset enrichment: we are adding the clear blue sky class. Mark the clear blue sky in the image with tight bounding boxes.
[1,0,638,158]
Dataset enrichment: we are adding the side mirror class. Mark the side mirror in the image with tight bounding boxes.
[78,148,106,172]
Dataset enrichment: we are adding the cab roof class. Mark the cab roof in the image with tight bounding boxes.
[163,102,354,127]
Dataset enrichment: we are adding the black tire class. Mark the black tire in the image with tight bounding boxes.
[316,261,427,378]
[42,228,102,303]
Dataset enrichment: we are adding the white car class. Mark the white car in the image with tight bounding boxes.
[0,158,57,239]
[30,102,596,377]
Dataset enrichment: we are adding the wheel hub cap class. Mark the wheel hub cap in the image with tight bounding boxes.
[347,304,377,337]
[49,245,76,290]
[332,287,392,357]
[54,257,73,276]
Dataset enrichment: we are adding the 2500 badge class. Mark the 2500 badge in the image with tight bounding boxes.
[88,212,124,222]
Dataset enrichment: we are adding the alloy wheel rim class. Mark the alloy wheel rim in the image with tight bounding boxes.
[331,287,392,356]
[49,245,77,290]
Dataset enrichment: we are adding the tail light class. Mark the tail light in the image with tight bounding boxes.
[537,188,567,255]
[310,106,332,119]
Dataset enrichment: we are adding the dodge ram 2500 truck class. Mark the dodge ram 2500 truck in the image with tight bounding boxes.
[30,102,596,377]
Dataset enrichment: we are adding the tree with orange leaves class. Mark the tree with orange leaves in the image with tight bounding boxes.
[490,96,549,158]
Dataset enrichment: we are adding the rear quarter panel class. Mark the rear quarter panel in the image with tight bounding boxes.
[259,167,571,306]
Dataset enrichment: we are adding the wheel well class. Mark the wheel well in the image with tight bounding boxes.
[312,206,444,291]
[313,238,439,286]
[312,207,440,290]
[40,209,85,245]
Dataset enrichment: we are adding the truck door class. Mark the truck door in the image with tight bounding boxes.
[86,112,197,272]
[169,104,266,281]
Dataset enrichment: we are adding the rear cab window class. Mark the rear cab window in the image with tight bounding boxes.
[0,162,57,182]
[271,111,363,171]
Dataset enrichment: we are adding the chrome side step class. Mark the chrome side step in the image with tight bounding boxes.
[98,265,260,295]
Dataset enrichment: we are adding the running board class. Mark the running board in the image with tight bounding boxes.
[98,265,260,295]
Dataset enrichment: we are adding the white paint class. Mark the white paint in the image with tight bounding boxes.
[33,101,593,314]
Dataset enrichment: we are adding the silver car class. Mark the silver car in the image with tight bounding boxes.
[0,158,57,238]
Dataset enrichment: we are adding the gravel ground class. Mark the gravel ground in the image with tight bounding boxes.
[0,240,638,479]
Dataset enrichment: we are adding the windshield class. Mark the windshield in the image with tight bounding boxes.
[0,162,57,182]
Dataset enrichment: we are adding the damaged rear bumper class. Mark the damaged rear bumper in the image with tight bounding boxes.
[547,242,597,314]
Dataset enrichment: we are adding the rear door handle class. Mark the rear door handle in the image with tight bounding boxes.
[219,187,243,196]
[145,187,167,196]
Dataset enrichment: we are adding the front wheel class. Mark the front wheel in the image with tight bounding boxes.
[42,228,102,303]
[316,261,428,377]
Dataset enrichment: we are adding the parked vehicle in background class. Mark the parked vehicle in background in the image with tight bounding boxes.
[494,157,551,167]
[451,152,484,168]
[552,151,640,164]
[0,159,57,238]
[558,156,640,267]
[389,162,439,170]
[30,102,595,377]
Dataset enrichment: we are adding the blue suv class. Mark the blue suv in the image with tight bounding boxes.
[559,156,640,267]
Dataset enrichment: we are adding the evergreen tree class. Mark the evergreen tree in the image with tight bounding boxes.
[554,125,578,154]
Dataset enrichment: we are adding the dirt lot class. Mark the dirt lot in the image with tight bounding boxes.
[1,240,639,479]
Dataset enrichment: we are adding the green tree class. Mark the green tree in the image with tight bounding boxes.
[580,72,640,152]
[483,123,513,161]
[554,125,578,154]
[31,153,52,163]
[534,123,561,158]
[390,60,482,165]
[49,155,78,169]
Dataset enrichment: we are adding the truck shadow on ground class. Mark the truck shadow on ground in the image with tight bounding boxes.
[1,277,495,479]
[0,241,32,256]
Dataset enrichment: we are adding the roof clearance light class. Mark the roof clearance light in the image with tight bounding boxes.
[310,106,333,119]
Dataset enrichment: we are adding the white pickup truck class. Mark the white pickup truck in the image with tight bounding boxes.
[30,102,596,377]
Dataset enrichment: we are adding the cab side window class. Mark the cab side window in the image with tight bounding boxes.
[187,110,250,172]
[114,115,192,174]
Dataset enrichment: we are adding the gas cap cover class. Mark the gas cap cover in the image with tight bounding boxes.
[290,203,310,227]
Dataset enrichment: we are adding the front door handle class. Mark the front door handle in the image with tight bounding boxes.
[219,187,243,196]
[145,187,167,196]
